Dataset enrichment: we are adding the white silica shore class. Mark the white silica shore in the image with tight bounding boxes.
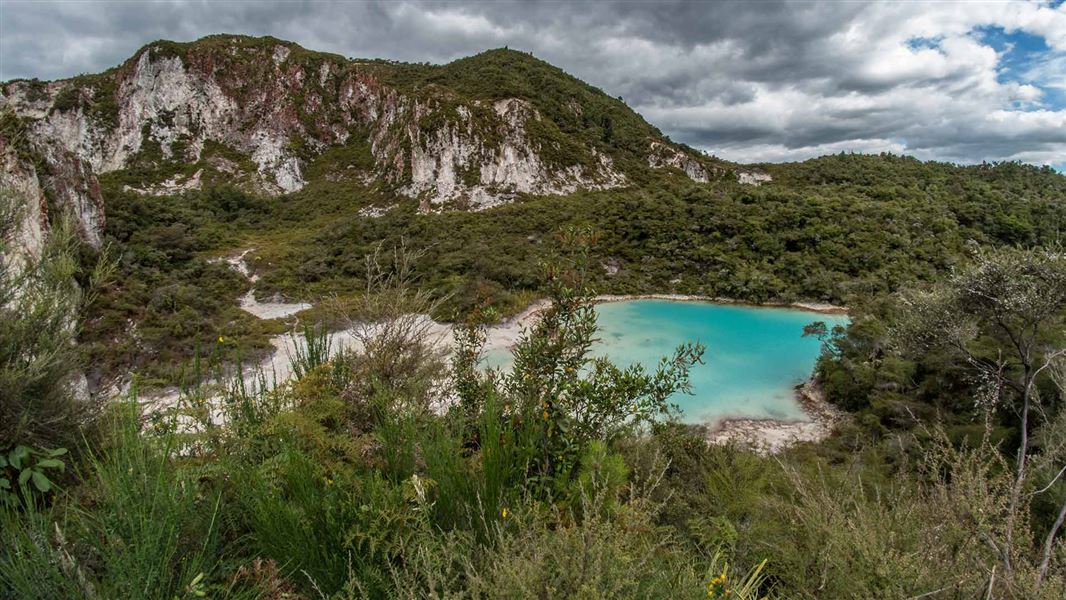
[238,290,312,320]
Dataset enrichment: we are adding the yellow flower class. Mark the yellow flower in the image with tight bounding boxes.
[326,478,334,486]
[501,507,509,519]
[706,567,729,598]
[218,335,225,343]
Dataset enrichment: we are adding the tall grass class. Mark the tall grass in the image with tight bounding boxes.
[288,321,332,381]
[236,448,355,594]
[0,501,88,599]
[0,397,255,600]
[378,491,770,600]
[85,400,227,598]
[1,191,112,452]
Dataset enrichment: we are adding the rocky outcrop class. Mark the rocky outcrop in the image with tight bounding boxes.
[647,140,718,182]
[738,170,772,185]
[0,137,47,257]
[0,118,104,251]
[400,97,620,209]
[35,144,105,247]
[0,37,645,239]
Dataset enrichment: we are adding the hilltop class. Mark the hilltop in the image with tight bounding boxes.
[0,35,743,254]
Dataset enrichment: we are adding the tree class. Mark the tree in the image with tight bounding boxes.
[897,245,1066,585]
[454,227,704,497]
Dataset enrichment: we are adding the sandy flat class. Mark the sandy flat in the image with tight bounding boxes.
[238,290,312,319]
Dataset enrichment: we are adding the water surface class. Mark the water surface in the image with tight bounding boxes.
[484,299,848,424]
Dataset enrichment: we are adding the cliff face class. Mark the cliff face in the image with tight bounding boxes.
[0,135,48,256]
[0,110,105,253]
[0,36,747,246]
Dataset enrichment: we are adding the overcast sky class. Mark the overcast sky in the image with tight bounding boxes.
[1,0,1064,169]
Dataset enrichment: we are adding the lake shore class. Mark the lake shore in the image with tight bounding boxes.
[703,379,848,454]
[140,292,847,449]
[482,293,847,351]
[485,295,849,453]
[591,293,848,315]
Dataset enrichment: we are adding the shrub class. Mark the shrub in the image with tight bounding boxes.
[0,191,111,452]
[83,401,227,599]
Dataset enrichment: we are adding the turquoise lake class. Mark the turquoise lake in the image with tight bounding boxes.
[484,300,849,424]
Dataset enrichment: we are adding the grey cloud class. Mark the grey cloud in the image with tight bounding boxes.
[1,0,1063,167]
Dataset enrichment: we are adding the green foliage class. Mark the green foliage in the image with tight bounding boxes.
[0,191,112,453]
[81,185,283,385]
[50,85,84,113]
[8,99,1066,594]
[81,142,1066,390]
[84,402,227,599]
[11,232,1066,597]
[451,507,765,600]
[287,321,332,380]
[627,419,1066,599]
[0,502,89,599]
[237,449,388,594]
[375,47,674,172]
[818,245,1066,460]
[447,229,703,501]
[568,440,629,518]
[0,400,247,600]
[0,446,67,506]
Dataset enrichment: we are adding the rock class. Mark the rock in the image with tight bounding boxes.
[0,38,647,243]
[738,170,772,185]
[647,140,720,182]
[705,380,848,454]
[0,137,48,258]
[0,37,765,259]
[602,257,621,276]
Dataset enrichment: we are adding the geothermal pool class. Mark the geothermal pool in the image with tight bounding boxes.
[484,299,849,425]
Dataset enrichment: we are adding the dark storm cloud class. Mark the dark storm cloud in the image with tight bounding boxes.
[1,0,1063,166]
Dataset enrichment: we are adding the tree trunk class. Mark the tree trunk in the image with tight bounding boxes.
[1005,363,1035,574]
[1038,496,1066,586]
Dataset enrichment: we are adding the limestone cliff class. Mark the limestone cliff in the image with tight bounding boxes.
[0,35,735,243]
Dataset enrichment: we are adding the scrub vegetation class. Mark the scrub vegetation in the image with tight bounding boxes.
[5,177,1066,596]
[80,153,1066,388]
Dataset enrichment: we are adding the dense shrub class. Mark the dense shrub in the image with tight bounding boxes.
[0,192,111,453]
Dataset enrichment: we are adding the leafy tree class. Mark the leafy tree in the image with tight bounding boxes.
[455,227,703,497]
[897,246,1066,584]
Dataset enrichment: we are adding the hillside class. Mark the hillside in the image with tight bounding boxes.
[0,35,739,256]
